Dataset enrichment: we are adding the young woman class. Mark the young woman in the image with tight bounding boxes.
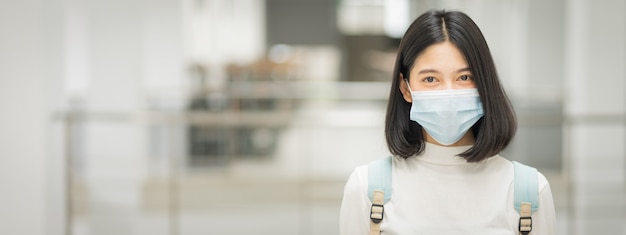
[340,10,556,234]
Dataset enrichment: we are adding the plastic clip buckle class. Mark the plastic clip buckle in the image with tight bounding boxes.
[370,204,384,223]
[519,216,532,235]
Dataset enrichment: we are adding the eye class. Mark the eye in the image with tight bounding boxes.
[459,75,472,81]
[423,76,436,83]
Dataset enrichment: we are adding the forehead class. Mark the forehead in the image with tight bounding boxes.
[411,41,468,72]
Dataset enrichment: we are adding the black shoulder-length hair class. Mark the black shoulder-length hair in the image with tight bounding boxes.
[385,9,517,162]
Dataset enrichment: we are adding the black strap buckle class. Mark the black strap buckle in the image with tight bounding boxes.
[370,204,384,223]
[519,216,532,235]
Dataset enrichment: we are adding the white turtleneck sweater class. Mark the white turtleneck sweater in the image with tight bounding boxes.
[340,143,556,235]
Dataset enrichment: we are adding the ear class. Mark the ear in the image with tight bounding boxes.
[399,73,413,103]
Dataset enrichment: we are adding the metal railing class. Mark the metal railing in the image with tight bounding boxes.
[57,81,602,235]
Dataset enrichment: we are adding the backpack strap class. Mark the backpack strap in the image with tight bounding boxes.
[367,156,392,235]
[512,161,539,235]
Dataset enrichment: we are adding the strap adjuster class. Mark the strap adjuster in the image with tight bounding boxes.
[370,204,384,223]
[519,216,532,235]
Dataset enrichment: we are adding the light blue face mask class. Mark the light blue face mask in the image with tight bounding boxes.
[406,81,484,145]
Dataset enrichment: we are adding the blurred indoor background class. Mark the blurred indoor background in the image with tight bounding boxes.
[0,0,624,234]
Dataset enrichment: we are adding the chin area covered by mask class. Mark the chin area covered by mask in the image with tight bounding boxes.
[406,84,484,145]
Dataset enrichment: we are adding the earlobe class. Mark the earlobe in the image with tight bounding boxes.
[399,73,413,103]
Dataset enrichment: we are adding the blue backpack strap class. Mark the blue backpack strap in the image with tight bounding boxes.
[368,156,393,234]
[368,156,393,204]
[512,161,539,213]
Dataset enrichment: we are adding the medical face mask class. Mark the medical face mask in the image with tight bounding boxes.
[406,81,484,145]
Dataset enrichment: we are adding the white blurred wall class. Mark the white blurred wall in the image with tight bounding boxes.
[563,0,626,233]
[0,0,63,234]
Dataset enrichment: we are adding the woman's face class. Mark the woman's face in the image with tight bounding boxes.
[399,41,479,146]
[402,41,476,96]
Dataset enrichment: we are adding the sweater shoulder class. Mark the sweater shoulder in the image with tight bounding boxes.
[493,156,551,191]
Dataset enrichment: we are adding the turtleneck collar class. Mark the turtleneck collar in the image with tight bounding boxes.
[414,142,473,165]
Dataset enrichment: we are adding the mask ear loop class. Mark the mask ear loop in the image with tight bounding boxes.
[401,73,412,93]
[405,79,413,93]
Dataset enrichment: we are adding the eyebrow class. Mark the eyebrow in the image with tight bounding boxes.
[417,67,471,75]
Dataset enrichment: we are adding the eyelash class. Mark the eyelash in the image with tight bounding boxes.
[459,75,472,81]
[423,77,436,83]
